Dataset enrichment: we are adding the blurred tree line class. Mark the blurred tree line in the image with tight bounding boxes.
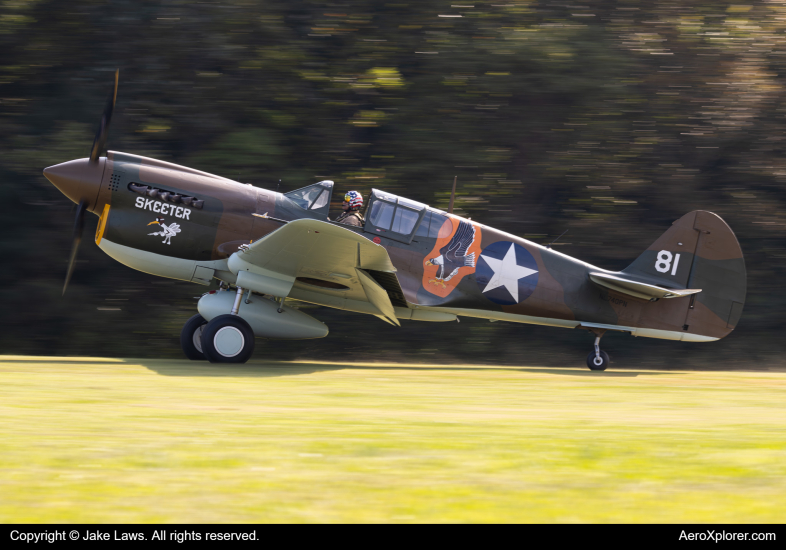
[1,0,784,367]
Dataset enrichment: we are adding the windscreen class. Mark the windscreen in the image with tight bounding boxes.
[285,180,334,209]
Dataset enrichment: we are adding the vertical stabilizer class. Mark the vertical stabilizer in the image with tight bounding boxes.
[625,211,746,340]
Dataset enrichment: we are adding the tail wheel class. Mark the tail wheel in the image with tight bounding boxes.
[180,314,207,361]
[586,350,609,371]
[201,314,255,364]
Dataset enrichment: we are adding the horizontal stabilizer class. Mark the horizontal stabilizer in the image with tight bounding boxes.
[590,272,701,301]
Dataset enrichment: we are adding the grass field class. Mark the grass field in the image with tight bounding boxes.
[0,355,785,523]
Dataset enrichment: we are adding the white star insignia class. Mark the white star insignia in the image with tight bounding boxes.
[480,243,538,303]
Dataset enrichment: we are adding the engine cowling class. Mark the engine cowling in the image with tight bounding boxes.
[198,291,328,339]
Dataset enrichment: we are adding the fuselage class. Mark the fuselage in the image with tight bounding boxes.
[45,150,731,343]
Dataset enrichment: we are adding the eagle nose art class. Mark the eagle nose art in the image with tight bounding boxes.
[43,157,104,211]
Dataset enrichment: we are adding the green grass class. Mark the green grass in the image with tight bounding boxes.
[0,355,785,523]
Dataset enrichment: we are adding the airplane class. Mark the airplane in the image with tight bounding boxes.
[43,73,747,370]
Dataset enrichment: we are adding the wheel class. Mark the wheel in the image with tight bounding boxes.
[181,314,207,361]
[586,350,610,371]
[200,314,255,364]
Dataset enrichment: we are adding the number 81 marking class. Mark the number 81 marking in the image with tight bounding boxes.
[655,250,680,275]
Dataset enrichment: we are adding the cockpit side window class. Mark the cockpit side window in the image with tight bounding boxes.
[369,200,396,229]
[392,206,420,234]
[416,209,448,238]
[429,211,449,238]
[415,210,433,237]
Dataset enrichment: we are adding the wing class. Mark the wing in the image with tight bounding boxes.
[444,220,475,263]
[168,223,181,234]
[227,218,402,326]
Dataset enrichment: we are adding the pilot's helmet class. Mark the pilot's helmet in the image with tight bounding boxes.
[344,190,363,211]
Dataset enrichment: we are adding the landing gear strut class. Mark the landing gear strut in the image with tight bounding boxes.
[585,329,609,371]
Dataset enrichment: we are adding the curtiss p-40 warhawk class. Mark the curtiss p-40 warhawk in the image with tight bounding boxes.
[44,73,746,370]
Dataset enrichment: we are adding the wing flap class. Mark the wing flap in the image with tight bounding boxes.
[356,268,400,326]
[227,219,401,323]
[590,272,701,301]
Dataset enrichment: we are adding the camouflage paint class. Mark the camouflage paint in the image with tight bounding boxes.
[88,151,745,342]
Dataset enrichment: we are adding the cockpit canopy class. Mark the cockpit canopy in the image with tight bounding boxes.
[365,189,429,244]
[284,184,448,243]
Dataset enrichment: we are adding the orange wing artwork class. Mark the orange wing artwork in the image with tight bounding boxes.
[422,217,483,298]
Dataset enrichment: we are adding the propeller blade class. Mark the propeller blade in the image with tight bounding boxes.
[89,69,119,164]
[63,200,87,295]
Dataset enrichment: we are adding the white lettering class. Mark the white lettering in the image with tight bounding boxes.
[134,198,192,221]
[114,531,145,541]
[655,250,672,273]
[10,531,67,543]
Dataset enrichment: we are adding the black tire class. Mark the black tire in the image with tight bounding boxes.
[201,314,255,364]
[181,314,207,361]
[586,350,610,371]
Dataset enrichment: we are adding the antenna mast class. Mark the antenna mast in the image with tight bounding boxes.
[447,176,457,214]
[546,229,569,249]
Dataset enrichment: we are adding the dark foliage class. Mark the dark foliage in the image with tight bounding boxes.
[1,1,783,367]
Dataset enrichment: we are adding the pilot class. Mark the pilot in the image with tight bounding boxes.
[334,190,364,227]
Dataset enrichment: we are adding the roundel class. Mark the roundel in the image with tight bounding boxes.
[475,241,539,305]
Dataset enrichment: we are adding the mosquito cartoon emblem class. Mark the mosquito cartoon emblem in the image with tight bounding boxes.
[147,217,181,245]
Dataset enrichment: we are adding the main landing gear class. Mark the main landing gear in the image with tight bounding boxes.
[180,286,256,363]
[585,329,609,371]
[180,314,208,361]
[200,314,255,363]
